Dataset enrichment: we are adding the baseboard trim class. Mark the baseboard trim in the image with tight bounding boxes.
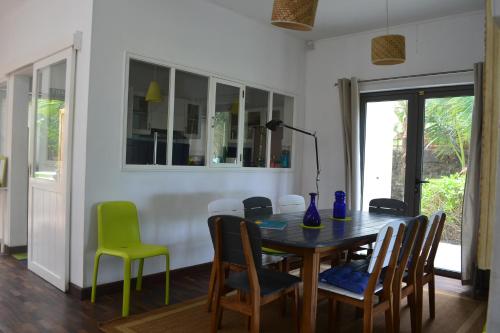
[4,245,27,255]
[69,261,212,300]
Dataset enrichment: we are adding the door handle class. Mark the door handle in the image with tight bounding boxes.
[415,179,429,185]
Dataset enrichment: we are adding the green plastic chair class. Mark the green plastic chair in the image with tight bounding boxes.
[91,201,170,317]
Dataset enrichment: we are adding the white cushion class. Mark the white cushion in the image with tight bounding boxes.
[262,254,284,266]
[318,281,383,300]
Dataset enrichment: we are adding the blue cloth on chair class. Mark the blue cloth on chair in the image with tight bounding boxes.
[319,264,373,294]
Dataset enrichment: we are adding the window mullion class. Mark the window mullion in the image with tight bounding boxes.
[167,69,176,166]
[266,92,273,168]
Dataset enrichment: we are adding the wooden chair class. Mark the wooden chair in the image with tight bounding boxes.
[391,216,424,333]
[414,211,446,333]
[208,215,301,333]
[319,220,406,333]
[369,198,408,216]
[277,195,306,214]
[348,198,409,262]
[206,199,283,312]
[208,198,246,218]
[242,196,274,218]
[243,196,294,272]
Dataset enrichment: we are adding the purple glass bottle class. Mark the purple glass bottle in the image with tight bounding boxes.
[303,193,321,227]
[333,191,346,219]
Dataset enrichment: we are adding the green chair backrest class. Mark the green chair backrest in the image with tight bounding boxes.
[97,201,142,248]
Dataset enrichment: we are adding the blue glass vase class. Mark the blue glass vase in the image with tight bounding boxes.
[303,193,321,227]
[333,191,346,219]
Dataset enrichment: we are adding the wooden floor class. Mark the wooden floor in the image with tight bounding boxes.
[0,254,481,333]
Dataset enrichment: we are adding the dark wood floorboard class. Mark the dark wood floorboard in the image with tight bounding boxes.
[0,254,481,333]
[0,254,209,333]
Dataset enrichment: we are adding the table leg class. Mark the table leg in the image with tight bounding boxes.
[301,250,320,333]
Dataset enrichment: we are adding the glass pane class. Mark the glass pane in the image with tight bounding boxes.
[212,83,240,165]
[34,60,67,181]
[243,87,269,167]
[362,100,408,210]
[126,59,170,165]
[421,95,474,272]
[173,70,208,166]
[0,82,6,156]
[270,93,293,168]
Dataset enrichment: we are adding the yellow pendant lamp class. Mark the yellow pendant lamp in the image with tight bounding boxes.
[371,0,406,65]
[145,65,162,103]
[145,80,162,103]
[271,0,319,31]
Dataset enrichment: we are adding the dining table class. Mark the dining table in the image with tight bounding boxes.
[249,208,414,333]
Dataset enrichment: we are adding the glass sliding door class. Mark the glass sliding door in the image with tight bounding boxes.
[361,85,474,276]
[419,92,474,273]
[210,79,243,167]
[361,99,410,211]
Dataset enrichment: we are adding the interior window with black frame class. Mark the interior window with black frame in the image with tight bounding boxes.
[243,87,269,168]
[126,59,170,166]
[270,93,293,168]
[173,70,209,166]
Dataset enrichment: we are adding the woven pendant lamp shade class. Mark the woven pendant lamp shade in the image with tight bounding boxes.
[271,0,319,31]
[371,34,406,65]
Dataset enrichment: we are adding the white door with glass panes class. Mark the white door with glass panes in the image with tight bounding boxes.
[28,48,74,291]
[209,79,244,167]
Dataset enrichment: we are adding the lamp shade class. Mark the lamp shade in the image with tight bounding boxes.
[371,34,406,65]
[145,80,162,102]
[271,0,319,31]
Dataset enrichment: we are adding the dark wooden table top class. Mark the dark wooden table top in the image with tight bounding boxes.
[251,209,414,249]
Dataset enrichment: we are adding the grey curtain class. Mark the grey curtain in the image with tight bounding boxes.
[461,62,484,282]
[338,78,362,211]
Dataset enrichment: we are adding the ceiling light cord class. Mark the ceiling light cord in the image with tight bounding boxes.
[386,0,390,35]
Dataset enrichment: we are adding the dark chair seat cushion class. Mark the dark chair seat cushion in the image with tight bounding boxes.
[225,269,301,296]
[319,260,376,294]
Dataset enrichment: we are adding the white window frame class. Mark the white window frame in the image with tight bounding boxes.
[121,52,297,173]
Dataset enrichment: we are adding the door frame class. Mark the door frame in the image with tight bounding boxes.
[27,47,76,291]
[360,85,474,216]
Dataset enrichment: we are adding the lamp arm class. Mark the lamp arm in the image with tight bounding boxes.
[272,121,321,196]
[314,135,320,197]
[282,124,315,137]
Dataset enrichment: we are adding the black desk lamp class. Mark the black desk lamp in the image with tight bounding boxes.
[265,120,320,196]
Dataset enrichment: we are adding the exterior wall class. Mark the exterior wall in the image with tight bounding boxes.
[303,11,485,209]
[84,0,306,287]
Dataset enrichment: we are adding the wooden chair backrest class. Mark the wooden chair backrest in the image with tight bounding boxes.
[208,215,263,269]
[407,215,429,279]
[416,213,441,277]
[369,198,408,216]
[368,220,406,273]
[278,195,306,213]
[364,224,405,297]
[243,196,273,218]
[425,212,447,271]
[394,217,420,286]
[208,199,245,218]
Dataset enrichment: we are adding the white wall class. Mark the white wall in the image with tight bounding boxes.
[83,0,306,287]
[303,11,485,209]
[0,0,93,286]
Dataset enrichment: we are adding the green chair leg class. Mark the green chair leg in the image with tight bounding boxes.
[165,253,170,305]
[136,259,144,291]
[122,258,132,317]
[91,253,102,303]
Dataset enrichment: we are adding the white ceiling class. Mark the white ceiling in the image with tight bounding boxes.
[207,0,484,40]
